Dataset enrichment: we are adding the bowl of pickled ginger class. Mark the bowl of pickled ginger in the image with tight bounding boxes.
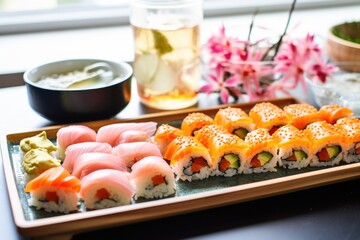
[24,59,132,123]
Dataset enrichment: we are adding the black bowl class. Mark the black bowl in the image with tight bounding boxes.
[23,59,132,123]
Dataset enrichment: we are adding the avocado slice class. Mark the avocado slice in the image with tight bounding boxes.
[294,150,307,161]
[233,128,248,140]
[257,152,273,166]
[326,146,341,159]
[224,154,240,169]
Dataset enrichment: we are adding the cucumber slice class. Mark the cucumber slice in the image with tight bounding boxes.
[326,146,341,159]
[294,150,307,161]
[224,154,239,169]
[257,152,273,166]
[233,128,248,140]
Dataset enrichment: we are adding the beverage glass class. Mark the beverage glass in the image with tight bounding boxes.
[130,0,203,110]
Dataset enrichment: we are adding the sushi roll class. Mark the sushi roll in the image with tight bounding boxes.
[249,102,290,135]
[164,136,213,181]
[335,117,360,163]
[304,121,345,167]
[130,156,175,200]
[243,128,279,174]
[283,103,323,130]
[214,107,255,139]
[24,166,81,213]
[116,130,152,144]
[72,152,127,179]
[154,124,184,155]
[62,142,113,173]
[79,169,135,210]
[194,124,226,149]
[112,142,163,169]
[96,122,157,147]
[56,125,97,159]
[181,112,214,136]
[273,125,312,169]
[208,131,249,177]
[319,105,353,124]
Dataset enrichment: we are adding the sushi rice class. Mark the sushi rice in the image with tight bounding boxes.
[278,147,311,169]
[132,174,175,200]
[28,187,79,213]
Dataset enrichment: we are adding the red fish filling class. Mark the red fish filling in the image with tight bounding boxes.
[316,145,342,161]
[96,188,110,200]
[45,191,59,203]
[184,157,208,176]
[355,143,360,155]
[219,154,240,173]
[151,174,166,186]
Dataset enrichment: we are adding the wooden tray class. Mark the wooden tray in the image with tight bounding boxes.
[2,97,360,239]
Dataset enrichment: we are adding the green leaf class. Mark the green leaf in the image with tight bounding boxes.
[152,30,173,55]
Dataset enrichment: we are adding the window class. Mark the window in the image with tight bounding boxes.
[0,0,359,34]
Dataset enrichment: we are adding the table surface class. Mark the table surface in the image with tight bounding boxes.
[1,80,360,240]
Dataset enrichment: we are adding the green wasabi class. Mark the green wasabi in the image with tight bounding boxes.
[22,148,61,175]
[20,131,57,153]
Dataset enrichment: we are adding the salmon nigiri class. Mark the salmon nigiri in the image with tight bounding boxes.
[62,142,112,173]
[72,152,127,180]
[25,166,81,213]
[96,122,157,147]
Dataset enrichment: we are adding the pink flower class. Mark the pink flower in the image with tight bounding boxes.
[200,66,240,104]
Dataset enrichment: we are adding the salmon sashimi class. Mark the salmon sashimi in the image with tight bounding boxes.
[164,136,212,181]
[214,107,255,139]
[116,130,152,144]
[72,152,127,180]
[24,166,81,213]
[181,112,214,136]
[79,169,135,209]
[62,142,112,173]
[243,128,278,174]
[272,125,312,169]
[249,102,290,134]
[96,122,157,147]
[319,105,353,124]
[304,121,345,166]
[283,103,324,130]
[153,124,184,155]
[207,131,249,177]
[130,156,175,199]
[335,117,360,163]
[193,124,226,149]
[112,142,162,168]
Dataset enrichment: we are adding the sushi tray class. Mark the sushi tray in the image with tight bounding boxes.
[2,97,360,239]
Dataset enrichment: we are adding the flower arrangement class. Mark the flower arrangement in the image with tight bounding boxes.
[200,0,335,103]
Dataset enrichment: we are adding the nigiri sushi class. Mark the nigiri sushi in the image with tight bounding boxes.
[131,156,175,199]
[112,142,162,168]
[56,125,97,159]
[273,125,312,169]
[283,103,323,130]
[116,130,152,144]
[304,121,345,167]
[72,152,127,180]
[319,105,353,124]
[79,169,135,209]
[153,124,184,155]
[181,112,214,136]
[243,128,279,174]
[214,107,255,139]
[164,136,212,181]
[249,102,290,135]
[24,166,81,213]
[96,122,157,147]
[62,142,112,173]
[335,117,360,163]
